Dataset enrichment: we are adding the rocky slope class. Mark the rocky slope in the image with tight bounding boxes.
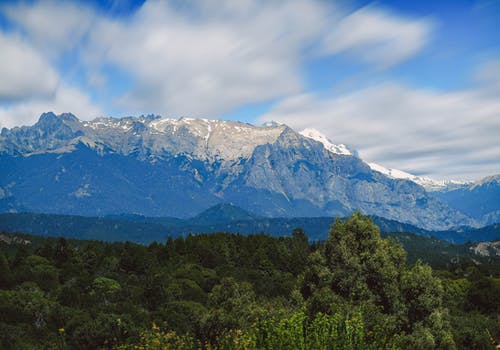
[432,175,500,225]
[0,112,475,230]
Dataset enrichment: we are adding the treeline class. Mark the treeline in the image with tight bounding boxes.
[0,213,498,349]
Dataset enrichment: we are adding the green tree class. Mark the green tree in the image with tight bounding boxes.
[92,277,121,305]
[0,253,11,288]
[324,213,406,314]
[308,213,455,348]
[53,237,72,267]
[288,228,309,276]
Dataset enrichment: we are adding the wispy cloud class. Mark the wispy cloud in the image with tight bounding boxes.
[258,81,500,180]
[475,58,500,96]
[0,0,497,180]
[0,0,101,128]
[320,7,433,67]
[1,0,95,56]
[85,0,328,117]
[0,0,432,127]
[0,83,103,129]
[0,32,59,103]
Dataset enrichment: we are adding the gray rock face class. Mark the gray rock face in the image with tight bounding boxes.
[432,175,500,225]
[0,112,476,230]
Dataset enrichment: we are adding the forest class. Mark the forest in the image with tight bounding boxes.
[0,213,499,349]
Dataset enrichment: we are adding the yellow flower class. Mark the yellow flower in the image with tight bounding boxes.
[151,322,159,331]
[58,327,65,333]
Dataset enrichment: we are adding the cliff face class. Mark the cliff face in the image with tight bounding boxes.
[0,112,474,229]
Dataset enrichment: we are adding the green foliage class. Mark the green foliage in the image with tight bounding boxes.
[324,213,406,312]
[466,269,500,314]
[0,252,12,288]
[92,277,122,304]
[0,214,498,349]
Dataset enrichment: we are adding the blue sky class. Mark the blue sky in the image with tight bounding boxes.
[0,0,499,180]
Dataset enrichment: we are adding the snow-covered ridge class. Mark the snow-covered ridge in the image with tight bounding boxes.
[367,162,471,191]
[0,113,476,194]
[299,128,353,156]
[368,162,416,181]
[33,114,287,162]
[145,117,287,161]
[471,174,500,189]
[295,128,469,191]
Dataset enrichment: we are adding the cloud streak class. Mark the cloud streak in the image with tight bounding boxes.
[0,0,434,124]
[258,82,500,180]
[0,32,59,103]
[2,0,95,56]
[0,0,498,180]
[0,84,103,129]
[85,0,328,116]
[321,7,433,67]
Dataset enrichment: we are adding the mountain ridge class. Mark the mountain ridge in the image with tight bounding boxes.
[0,112,493,230]
[1,208,499,244]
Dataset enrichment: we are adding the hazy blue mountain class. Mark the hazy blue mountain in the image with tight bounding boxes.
[0,112,480,230]
[0,212,170,243]
[191,203,261,225]
[1,208,499,244]
[432,175,500,225]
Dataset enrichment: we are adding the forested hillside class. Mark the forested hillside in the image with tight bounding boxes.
[0,214,498,349]
[2,209,500,244]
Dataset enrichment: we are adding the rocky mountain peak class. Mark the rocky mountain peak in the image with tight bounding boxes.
[0,112,491,230]
[37,111,59,124]
[472,174,500,189]
[299,128,354,156]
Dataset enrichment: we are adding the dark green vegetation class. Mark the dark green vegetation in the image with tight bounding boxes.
[0,214,499,349]
[1,204,500,244]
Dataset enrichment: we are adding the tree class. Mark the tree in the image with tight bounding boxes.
[53,237,72,267]
[324,212,406,313]
[289,228,309,276]
[466,269,500,314]
[92,277,121,305]
[309,213,455,348]
[0,253,11,288]
[201,277,256,343]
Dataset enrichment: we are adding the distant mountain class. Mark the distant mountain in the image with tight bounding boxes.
[0,212,170,243]
[367,162,471,192]
[0,112,488,230]
[191,203,261,225]
[1,208,499,244]
[432,175,500,225]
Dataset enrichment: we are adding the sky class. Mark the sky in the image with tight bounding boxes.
[0,0,499,181]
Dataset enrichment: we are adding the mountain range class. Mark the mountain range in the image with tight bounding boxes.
[1,112,499,231]
[1,204,499,244]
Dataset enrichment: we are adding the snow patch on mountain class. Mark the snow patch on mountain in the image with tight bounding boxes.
[367,162,470,191]
[471,174,500,189]
[0,112,481,230]
[262,121,284,127]
[299,128,353,156]
[41,115,288,162]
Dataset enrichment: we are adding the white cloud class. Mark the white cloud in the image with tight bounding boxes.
[258,83,500,180]
[475,58,500,95]
[81,1,432,117]
[0,32,59,102]
[321,7,433,67]
[1,0,453,178]
[0,0,433,124]
[0,1,101,128]
[0,84,103,129]
[84,0,330,117]
[1,0,95,56]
